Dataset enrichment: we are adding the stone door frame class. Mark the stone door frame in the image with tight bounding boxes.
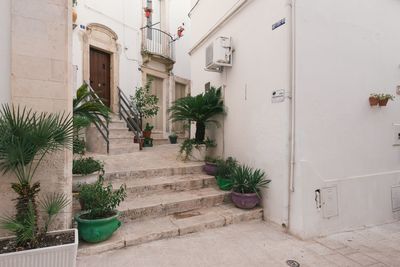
[83,23,120,112]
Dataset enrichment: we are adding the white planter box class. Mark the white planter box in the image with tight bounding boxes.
[73,172,99,191]
[189,144,207,161]
[0,229,78,267]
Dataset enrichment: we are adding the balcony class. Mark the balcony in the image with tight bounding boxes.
[141,27,175,64]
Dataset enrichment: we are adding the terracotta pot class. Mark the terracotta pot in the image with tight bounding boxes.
[72,8,78,24]
[369,97,379,106]
[231,191,260,209]
[203,162,218,176]
[143,130,152,139]
[379,98,389,106]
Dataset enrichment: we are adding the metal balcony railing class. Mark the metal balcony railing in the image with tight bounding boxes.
[141,27,175,61]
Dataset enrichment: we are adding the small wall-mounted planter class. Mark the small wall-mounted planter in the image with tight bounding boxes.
[369,96,379,106]
[379,98,389,106]
[0,229,78,267]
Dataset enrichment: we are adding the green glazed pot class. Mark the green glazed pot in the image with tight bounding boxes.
[216,176,233,191]
[75,211,121,243]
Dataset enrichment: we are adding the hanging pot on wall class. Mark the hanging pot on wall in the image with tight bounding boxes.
[72,7,78,24]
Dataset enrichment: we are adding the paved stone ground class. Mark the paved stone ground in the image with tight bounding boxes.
[77,220,400,267]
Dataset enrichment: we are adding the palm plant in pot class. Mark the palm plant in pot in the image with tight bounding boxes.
[231,165,271,209]
[169,87,224,160]
[215,157,238,191]
[72,157,103,192]
[0,105,77,267]
[75,176,126,243]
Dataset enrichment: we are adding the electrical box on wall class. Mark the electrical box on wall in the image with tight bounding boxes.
[393,123,400,146]
[392,185,400,212]
[321,186,339,219]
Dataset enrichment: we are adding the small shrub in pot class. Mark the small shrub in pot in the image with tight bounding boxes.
[231,165,271,209]
[75,176,126,243]
[215,157,238,191]
[72,158,103,192]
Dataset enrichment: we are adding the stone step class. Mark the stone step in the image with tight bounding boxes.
[108,144,140,155]
[109,136,134,146]
[109,128,135,139]
[103,164,205,181]
[77,204,263,256]
[118,187,230,221]
[112,174,216,197]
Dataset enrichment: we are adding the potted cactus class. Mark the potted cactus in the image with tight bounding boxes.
[231,165,271,209]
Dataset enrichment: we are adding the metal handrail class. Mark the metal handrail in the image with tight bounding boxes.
[83,81,110,154]
[118,87,143,150]
[141,26,175,61]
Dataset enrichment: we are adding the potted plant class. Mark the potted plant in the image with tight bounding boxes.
[169,132,178,144]
[215,157,238,191]
[231,165,271,209]
[0,105,77,267]
[144,7,153,18]
[72,157,103,192]
[75,176,126,243]
[203,156,219,176]
[143,123,154,139]
[169,87,225,161]
[130,80,159,133]
[378,94,395,106]
[369,94,379,106]
[143,137,153,147]
[72,0,78,24]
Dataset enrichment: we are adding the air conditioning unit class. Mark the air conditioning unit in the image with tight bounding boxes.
[205,37,232,72]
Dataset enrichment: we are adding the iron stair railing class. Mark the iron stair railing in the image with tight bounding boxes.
[83,81,110,154]
[118,87,143,150]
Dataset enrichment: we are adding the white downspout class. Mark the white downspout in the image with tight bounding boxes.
[283,0,296,231]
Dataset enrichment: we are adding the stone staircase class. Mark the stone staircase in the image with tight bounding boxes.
[77,164,263,256]
[86,116,140,155]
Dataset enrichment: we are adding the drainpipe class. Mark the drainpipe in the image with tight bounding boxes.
[283,0,296,232]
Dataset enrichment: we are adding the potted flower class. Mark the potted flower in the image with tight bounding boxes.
[75,176,126,243]
[169,132,178,144]
[72,157,103,192]
[369,94,380,106]
[72,0,78,24]
[231,165,271,209]
[144,7,153,18]
[378,94,395,106]
[0,105,77,267]
[143,123,154,139]
[203,156,219,176]
[215,157,238,191]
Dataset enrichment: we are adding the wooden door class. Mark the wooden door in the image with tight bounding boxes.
[146,75,164,132]
[90,48,111,107]
[173,82,186,134]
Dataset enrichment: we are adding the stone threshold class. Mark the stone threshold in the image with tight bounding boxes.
[78,204,263,256]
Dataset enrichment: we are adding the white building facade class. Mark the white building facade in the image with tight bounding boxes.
[189,0,400,238]
[72,0,192,137]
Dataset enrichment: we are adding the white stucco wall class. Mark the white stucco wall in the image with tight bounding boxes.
[72,0,192,96]
[0,0,11,104]
[190,0,292,225]
[169,0,192,80]
[72,0,142,96]
[290,0,400,238]
[190,0,400,238]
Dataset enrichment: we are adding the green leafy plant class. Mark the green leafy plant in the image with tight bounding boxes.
[205,156,219,164]
[73,138,86,155]
[169,87,224,142]
[179,138,216,161]
[130,80,159,130]
[0,105,73,249]
[79,176,127,220]
[370,93,395,101]
[231,165,271,195]
[144,123,154,132]
[73,84,110,155]
[73,158,103,175]
[215,157,238,179]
